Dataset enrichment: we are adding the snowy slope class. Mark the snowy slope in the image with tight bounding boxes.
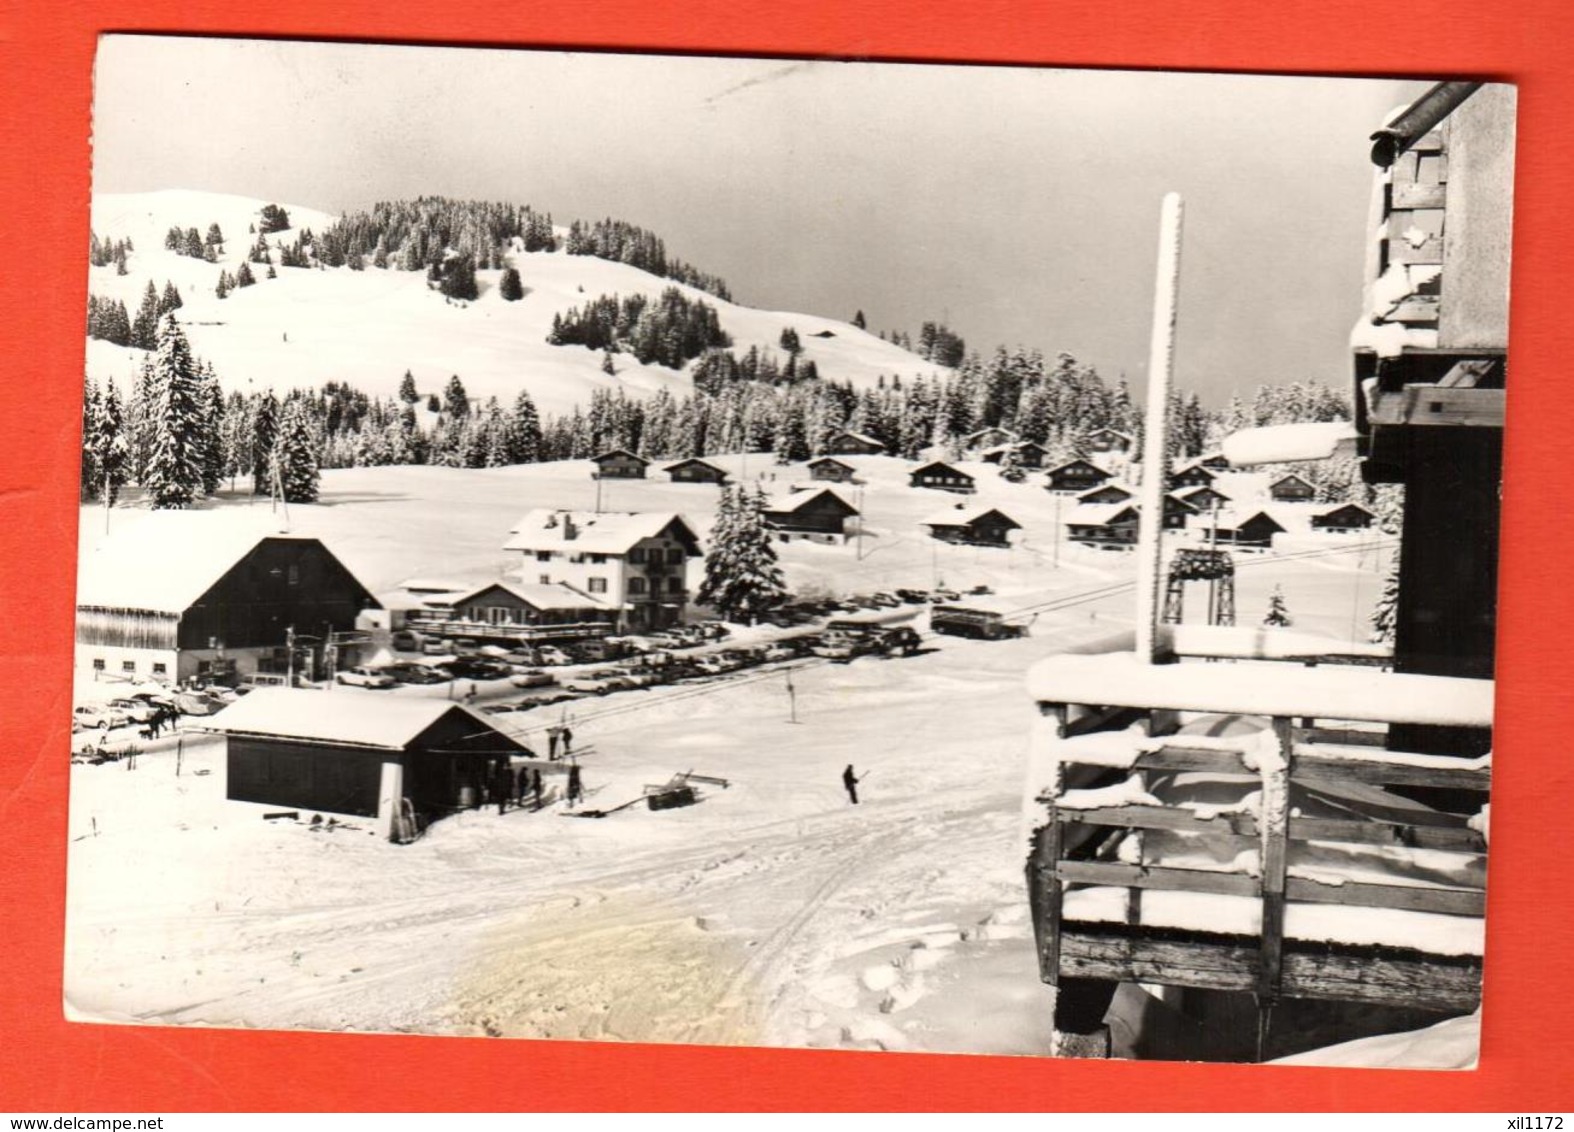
[86,190,946,417]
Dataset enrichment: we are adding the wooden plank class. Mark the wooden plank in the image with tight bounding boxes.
[1435,359,1498,389]
[1385,297,1441,324]
[1060,929,1481,1012]
[1368,385,1506,429]
[1392,181,1447,209]
[1296,784,1476,831]
[1295,726,1387,748]
[1384,236,1445,266]
[1409,132,1445,154]
[1056,803,1259,838]
[1293,751,1490,791]
[1131,746,1251,775]
[1032,788,1066,986]
[1059,931,1259,994]
[1289,816,1487,853]
[1059,703,1150,740]
[1056,860,1260,899]
[1281,953,1480,1014]
[1287,877,1486,917]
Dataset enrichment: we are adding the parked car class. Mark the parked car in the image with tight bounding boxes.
[969,584,995,596]
[382,662,449,685]
[868,593,902,608]
[173,691,223,716]
[391,629,423,652]
[562,671,623,695]
[761,643,798,663]
[421,637,454,656]
[452,638,484,658]
[536,646,573,666]
[443,657,512,681]
[73,704,130,731]
[895,589,929,604]
[337,666,397,689]
[108,697,159,724]
[929,588,961,603]
[509,669,557,689]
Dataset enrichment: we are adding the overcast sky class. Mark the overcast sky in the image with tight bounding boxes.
[92,36,1430,403]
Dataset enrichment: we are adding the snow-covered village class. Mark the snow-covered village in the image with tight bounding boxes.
[65,40,1511,1069]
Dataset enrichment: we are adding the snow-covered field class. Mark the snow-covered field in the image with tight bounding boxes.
[65,455,1399,1056]
[86,190,946,416]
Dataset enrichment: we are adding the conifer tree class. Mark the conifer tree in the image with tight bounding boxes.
[94,380,129,504]
[159,280,183,316]
[251,391,279,494]
[275,396,321,503]
[697,486,787,624]
[199,372,226,495]
[442,374,470,418]
[143,315,205,508]
[507,389,542,463]
[499,266,524,301]
[398,370,419,404]
[80,378,102,500]
[853,310,866,330]
[235,261,256,288]
[601,350,616,376]
[1263,585,1293,628]
[132,282,160,350]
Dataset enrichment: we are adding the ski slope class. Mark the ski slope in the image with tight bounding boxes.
[85,190,947,416]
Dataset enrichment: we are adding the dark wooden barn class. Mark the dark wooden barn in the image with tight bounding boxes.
[1044,459,1111,494]
[1207,510,1286,549]
[1178,484,1231,512]
[663,458,729,485]
[590,449,649,479]
[1084,428,1134,455]
[206,688,534,834]
[761,488,859,541]
[1077,483,1134,506]
[808,457,858,483]
[909,461,976,494]
[1268,473,1317,502]
[1168,462,1217,491]
[823,430,887,456]
[924,506,1022,548]
[75,519,381,686]
[982,441,1050,469]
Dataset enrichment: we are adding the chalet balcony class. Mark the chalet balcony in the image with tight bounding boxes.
[1023,626,1490,1060]
[405,614,613,643]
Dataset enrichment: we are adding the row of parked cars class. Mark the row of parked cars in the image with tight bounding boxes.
[71,686,238,732]
[762,586,991,626]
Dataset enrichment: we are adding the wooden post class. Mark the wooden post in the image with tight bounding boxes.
[1257,716,1294,1060]
[1134,194,1184,664]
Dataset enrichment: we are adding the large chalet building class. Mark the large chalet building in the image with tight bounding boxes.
[74,515,380,686]
[761,488,859,543]
[503,510,702,632]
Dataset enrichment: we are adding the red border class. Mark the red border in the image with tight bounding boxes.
[4,1,1573,1112]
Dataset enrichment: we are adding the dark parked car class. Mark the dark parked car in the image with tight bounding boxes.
[441,657,512,681]
[383,662,449,685]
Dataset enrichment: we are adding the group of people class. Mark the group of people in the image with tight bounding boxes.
[140,703,180,739]
[490,760,583,814]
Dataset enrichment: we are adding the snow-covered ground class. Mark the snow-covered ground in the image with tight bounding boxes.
[86,190,946,415]
[66,456,1397,1056]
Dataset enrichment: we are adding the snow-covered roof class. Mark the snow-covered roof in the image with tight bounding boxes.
[590,449,648,465]
[830,429,884,447]
[662,457,726,474]
[1200,507,1289,533]
[504,510,701,555]
[1314,502,1375,519]
[1271,472,1317,489]
[1088,428,1134,442]
[76,512,346,615]
[922,505,1021,528]
[202,688,517,750]
[764,487,857,515]
[1027,651,1493,727]
[1065,503,1137,526]
[1046,458,1104,475]
[396,577,471,594]
[449,580,608,611]
[808,455,854,468]
[1165,624,1391,662]
[1077,484,1132,501]
[1178,484,1230,503]
[910,460,970,477]
[1222,422,1360,467]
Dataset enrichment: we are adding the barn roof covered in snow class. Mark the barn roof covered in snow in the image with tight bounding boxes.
[76,512,371,615]
[504,510,701,556]
[763,487,858,515]
[922,505,1021,529]
[1065,503,1138,526]
[202,687,523,750]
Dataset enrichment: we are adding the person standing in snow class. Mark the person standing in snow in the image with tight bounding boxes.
[493,762,512,815]
[842,764,861,805]
[561,725,574,757]
[566,763,583,808]
[547,726,561,760]
[531,767,543,809]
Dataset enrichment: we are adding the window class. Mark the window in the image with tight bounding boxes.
[666,548,684,565]
[590,554,607,565]
[628,547,646,564]
[121,660,136,674]
[628,577,648,595]
[92,658,105,672]
[152,662,167,676]
[668,577,684,594]
[538,574,552,585]
[288,564,300,586]
[587,578,608,594]
[536,551,553,562]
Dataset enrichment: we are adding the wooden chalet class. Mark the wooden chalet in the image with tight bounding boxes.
[663,457,729,485]
[206,689,534,837]
[823,429,887,456]
[1311,503,1376,532]
[407,581,615,645]
[1066,496,1192,549]
[981,441,1050,469]
[923,505,1022,548]
[807,456,858,483]
[1168,462,1217,491]
[1200,508,1286,549]
[1044,459,1111,494]
[1268,473,1317,502]
[909,461,976,494]
[1085,428,1134,455]
[1177,484,1230,511]
[1076,483,1133,506]
[1022,82,1507,1063]
[761,488,859,543]
[590,449,649,479]
[964,426,1018,451]
[75,516,380,687]
[1196,452,1231,471]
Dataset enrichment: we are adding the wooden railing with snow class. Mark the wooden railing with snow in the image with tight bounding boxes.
[1025,650,1493,1032]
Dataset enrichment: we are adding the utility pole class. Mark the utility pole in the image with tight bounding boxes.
[855,482,865,561]
[1052,490,1061,569]
[785,670,798,724]
[286,624,295,687]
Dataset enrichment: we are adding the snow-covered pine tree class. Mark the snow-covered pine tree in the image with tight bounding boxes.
[697,487,787,624]
[443,374,470,419]
[80,378,101,500]
[236,261,255,288]
[507,389,542,463]
[275,396,320,503]
[251,391,279,494]
[159,280,183,316]
[1369,484,1404,644]
[499,267,524,301]
[1263,585,1293,628]
[143,315,206,508]
[199,371,226,496]
[132,282,160,351]
[95,380,129,505]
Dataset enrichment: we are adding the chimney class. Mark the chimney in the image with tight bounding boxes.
[562,513,578,541]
